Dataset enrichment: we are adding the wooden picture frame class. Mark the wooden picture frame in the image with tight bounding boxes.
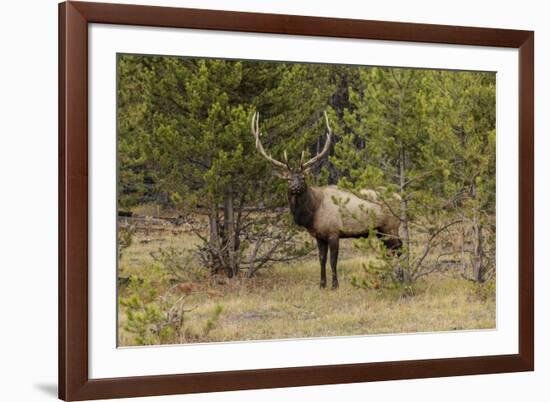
[59,1,534,400]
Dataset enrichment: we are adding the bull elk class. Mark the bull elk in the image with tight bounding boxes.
[251,111,402,289]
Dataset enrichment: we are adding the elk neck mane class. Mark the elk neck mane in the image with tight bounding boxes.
[288,185,320,230]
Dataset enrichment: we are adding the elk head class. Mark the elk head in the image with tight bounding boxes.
[250,111,333,195]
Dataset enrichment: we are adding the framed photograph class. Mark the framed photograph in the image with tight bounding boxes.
[59,1,534,400]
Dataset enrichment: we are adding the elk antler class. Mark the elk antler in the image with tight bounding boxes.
[301,111,332,170]
[250,112,289,170]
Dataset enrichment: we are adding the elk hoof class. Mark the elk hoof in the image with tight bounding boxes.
[320,280,327,289]
[331,280,339,290]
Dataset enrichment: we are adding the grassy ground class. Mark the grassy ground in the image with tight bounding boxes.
[118,227,495,346]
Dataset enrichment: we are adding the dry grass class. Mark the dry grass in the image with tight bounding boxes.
[118,228,495,346]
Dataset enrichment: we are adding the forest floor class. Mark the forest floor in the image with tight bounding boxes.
[117,223,496,347]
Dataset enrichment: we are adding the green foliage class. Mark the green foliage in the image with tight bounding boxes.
[119,263,225,345]
[349,234,399,290]
[204,304,224,337]
[120,275,166,345]
[117,55,333,211]
[334,67,496,283]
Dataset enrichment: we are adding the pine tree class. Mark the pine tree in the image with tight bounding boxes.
[335,67,495,283]
[429,71,496,282]
[117,55,334,277]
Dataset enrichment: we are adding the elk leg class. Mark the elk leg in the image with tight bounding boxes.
[317,238,328,288]
[382,236,404,280]
[383,237,403,256]
[328,237,339,289]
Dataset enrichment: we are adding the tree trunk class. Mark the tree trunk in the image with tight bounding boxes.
[208,204,221,274]
[460,221,467,277]
[472,210,485,283]
[468,180,485,283]
[234,193,245,260]
[398,144,411,283]
[224,184,237,277]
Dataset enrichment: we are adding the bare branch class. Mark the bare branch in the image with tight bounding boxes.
[412,219,463,275]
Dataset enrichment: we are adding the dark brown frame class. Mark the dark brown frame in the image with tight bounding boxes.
[59,1,534,400]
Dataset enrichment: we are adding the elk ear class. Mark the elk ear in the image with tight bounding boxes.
[273,169,291,179]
